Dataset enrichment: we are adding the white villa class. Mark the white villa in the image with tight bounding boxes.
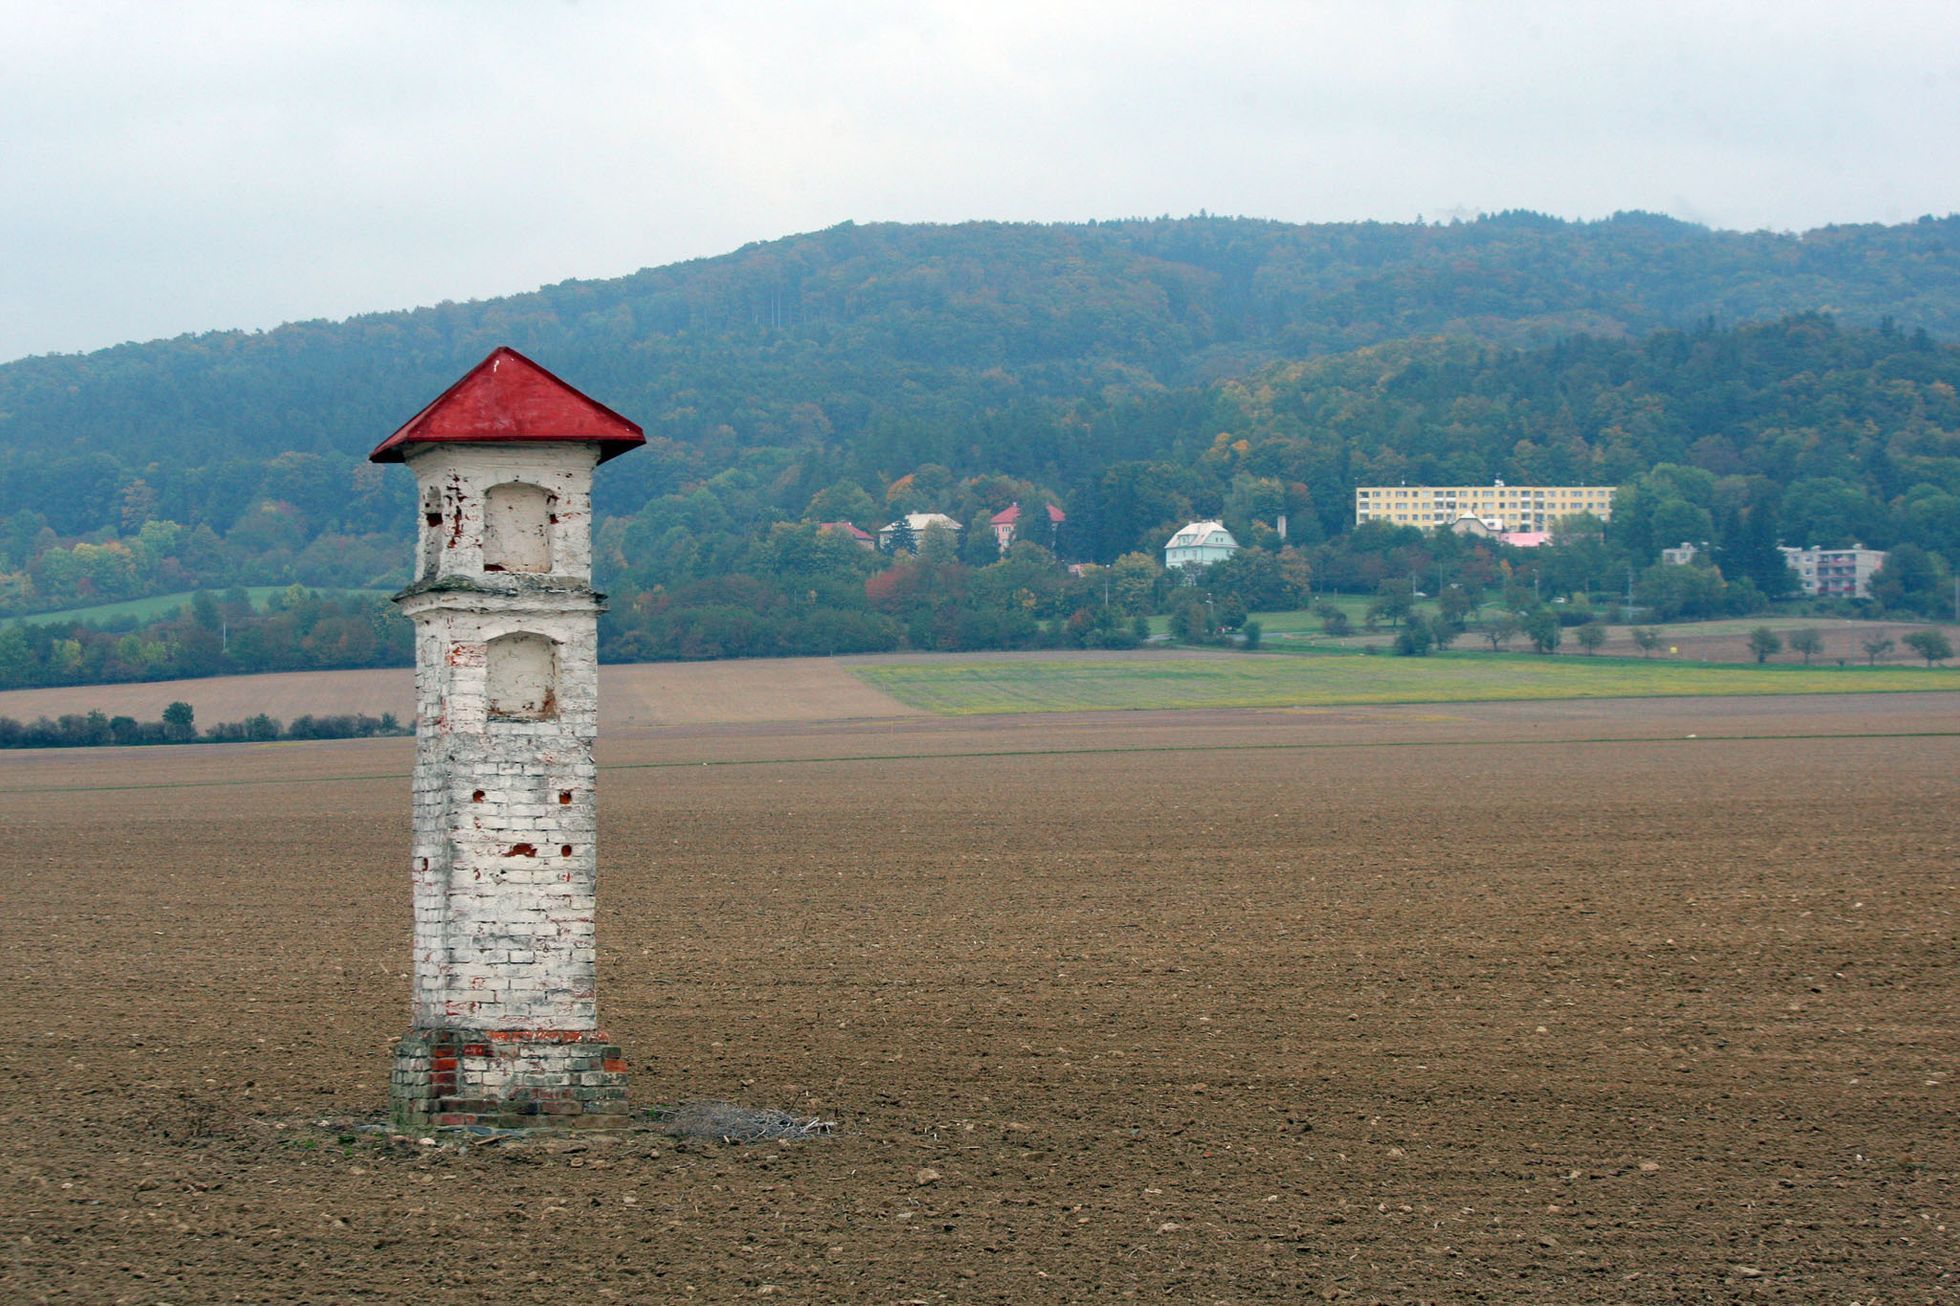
[1164,520,1239,570]
[878,511,962,552]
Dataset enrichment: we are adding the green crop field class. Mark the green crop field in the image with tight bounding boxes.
[1169,604,1921,654]
[854,650,1955,715]
[1148,594,1422,638]
[6,587,393,628]
[1248,597,1449,639]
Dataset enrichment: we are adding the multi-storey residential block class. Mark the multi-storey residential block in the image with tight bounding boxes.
[1353,481,1617,533]
[1778,544,1887,599]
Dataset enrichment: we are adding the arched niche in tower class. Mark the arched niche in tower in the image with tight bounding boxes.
[482,481,555,574]
[486,632,559,720]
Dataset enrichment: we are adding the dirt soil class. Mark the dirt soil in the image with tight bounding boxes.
[0,648,1252,729]
[0,625,1940,727]
[1572,620,1941,666]
[0,656,924,731]
[1,691,1954,1303]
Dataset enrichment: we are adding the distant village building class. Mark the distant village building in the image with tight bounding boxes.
[987,501,1066,553]
[1448,514,1547,547]
[1355,481,1616,533]
[1164,520,1240,569]
[878,511,961,552]
[1660,541,1704,566]
[817,520,876,550]
[1779,544,1887,599]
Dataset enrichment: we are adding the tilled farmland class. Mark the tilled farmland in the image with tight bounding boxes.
[1,692,1954,1303]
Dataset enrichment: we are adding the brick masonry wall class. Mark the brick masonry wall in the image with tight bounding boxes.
[404,604,601,1030]
[392,1029,628,1130]
[389,442,627,1129]
[410,444,600,586]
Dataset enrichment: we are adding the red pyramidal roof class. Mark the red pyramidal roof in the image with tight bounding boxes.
[369,346,645,464]
[989,501,1066,526]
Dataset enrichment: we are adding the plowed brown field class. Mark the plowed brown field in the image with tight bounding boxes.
[1,692,1955,1303]
[0,656,925,730]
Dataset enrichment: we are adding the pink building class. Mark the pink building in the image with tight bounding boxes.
[987,501,1065,553]
[817,521,876,550]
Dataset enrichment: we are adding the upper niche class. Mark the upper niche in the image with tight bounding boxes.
[482,482,554,573]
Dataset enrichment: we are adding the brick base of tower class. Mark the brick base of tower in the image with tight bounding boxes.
[390,1028,629,1130]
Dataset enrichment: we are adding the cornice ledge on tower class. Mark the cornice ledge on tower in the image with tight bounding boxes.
[394,572,608,608]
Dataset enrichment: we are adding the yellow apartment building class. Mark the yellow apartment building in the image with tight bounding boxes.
[1353,481,1617,533]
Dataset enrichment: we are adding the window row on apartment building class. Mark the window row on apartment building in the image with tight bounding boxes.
[1776,545,1888,599]
[1353,482,1617,532]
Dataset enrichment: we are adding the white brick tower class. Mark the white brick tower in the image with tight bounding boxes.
[371,347,643,1130]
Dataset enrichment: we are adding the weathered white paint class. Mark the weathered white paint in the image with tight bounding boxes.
[407,443,598,585]
[482,481,555,573]
[420,483,445,575]
[397,442,605,1033]
[486,631,558,720]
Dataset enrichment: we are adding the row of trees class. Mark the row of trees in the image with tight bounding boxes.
[0,586,411,690]
[3,487,1947,693]
[1743,625,1952,665]
[0,700,406,749]
[0,503,402,616]
[602,523,1165,662]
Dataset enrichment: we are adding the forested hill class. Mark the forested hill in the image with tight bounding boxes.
[4,212,1959,525]
[2,212,1958,638]
[8,311,1953,686]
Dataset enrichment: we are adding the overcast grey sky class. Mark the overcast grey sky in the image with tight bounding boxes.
[2,0,1955,363]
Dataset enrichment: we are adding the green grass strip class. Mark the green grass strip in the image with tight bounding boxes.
[853,653,1955,715]
[3,585,393,628]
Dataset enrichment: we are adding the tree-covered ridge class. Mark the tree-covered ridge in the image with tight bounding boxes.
[3,212,1957,543]
[1,204,1957,675]
[4,311,1957,632]
[585,314,1959,670]
[3,313,1956,690]
[0,586,411,690]
[1172,314,1960,552]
